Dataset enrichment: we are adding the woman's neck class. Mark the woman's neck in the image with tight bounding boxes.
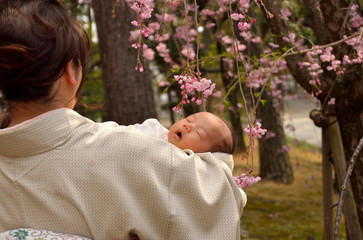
[7,101,66,128]
[6,75,78,128]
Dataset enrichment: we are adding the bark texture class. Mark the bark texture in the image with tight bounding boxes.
[257,92,293,183]
[92,0,156,124]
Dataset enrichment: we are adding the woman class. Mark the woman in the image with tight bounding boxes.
[0,0,244,239]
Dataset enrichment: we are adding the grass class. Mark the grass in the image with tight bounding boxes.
[232,139,347,240]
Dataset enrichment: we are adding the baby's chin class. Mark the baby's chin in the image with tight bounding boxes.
[169,141,182,149]
[167,135,179,148]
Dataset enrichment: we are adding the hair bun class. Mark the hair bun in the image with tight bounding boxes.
[0,0,90,102]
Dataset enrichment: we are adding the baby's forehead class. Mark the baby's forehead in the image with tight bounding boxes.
[193,112,227,129]
[192,112,216,120]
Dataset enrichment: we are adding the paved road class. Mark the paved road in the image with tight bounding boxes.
[283,96,322,147]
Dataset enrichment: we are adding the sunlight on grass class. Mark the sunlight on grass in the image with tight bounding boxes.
[233,139,347,240]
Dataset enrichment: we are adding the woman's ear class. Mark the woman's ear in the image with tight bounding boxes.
[65,60,78,86]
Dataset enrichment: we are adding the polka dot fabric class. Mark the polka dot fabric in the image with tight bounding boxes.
[0,108,244,239]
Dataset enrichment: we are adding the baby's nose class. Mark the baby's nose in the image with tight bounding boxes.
[184,123,192,132]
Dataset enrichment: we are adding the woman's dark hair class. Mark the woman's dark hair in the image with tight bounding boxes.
[0,0,90,103]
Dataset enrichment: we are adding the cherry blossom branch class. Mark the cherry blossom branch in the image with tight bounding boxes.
[193,0,200,76]
[226,3,251,123]
[284,30,362,57]
[252,54,287,113]
[183,0,190,67]
[334,136,363,239]
[255,0,274,19]
[226,3,260,168]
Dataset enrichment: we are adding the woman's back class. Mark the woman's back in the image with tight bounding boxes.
[0,108,243,239]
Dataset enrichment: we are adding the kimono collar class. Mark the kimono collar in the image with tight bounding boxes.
[0,108,87,157]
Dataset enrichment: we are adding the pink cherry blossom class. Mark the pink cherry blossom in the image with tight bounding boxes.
[251,37,262,44]
[269,42,279,48]
[237,21,249,31]
[234,173,261,188]
[204,22,216,29]
[212,91,222,98]
[156,43,172,63]
[200,9,215,16]
[155,13,177,23]
[280,8,291,21]
[285,124,296,132]
[143,48,155,60]
[244,121,267,146]
[148,22,160,34]
[131,20,139,27]
[320,47,335,62]
[165,0,182,6]
[195,99,202,105]
[265,131,276,140]
[172,106,180,114]
[129,30,140,42]
[328,98,336,105]
[282,32,296,43]
[231,13,243,21]
[181,44,196,60]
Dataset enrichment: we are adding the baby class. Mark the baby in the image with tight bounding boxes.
[133,111,247,207]
[134,111,234,154]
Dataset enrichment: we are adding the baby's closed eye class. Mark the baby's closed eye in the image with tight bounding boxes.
[196,130,202,140]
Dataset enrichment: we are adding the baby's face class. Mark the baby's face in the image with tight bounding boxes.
[168,112,229,153]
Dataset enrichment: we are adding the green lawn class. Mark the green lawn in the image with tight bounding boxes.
[233,140,347,240]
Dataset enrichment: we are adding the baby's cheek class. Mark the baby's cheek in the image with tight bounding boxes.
[187,142,201,152]
[179,141,196,151]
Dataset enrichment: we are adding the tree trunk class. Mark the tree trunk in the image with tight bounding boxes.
[263,0,363,231]
[92,0,156,125]
[256,91,293,184]
[216,42,246,152]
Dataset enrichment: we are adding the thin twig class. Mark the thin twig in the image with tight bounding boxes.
[334,136,363,239]
[226,3,255,170]
[341,0,356,31]
[226,3,251,123]
[183,0,190,67]
[193,0,206,111]
[321,78,337,112]
[155,3,167,42]
[193,0,200,76]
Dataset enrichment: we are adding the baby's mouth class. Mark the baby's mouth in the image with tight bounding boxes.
[176,131,182,139]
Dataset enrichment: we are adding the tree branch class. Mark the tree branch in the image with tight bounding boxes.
[334,136,363,239]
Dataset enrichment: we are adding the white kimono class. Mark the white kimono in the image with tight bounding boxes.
[0,108,245,240]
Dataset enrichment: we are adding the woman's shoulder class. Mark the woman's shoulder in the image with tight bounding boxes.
[64,109,172,153]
